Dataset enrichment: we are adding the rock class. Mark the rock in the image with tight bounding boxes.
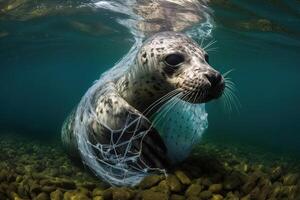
[166,175,183,192]
[209,184,223,193]
[283,173,299,186]
[201,177,212,187]
[16,175,23,183]
[56,179,76,189]
[40,179,53,186]
[50,189,63,200]
[41,185,56,193]
[77,187,91,196]
[63,191,90,200]
[139,175,162,189]
[223,172,242,190]
[150,180,170,195]
[270,166,282,181]
[186,196,199,200]
[80,182,97,190]
[17,184,27,197]
[199,190,212,199]
[224,192,239,200]
[36,192,49,200]
[93,197,104,200]
[170,194,185,200]
[141,190,168,200]
[241,171,262,193]
[93,188,104,197]
[111,187,134,200]
[30,182,42,194]
[175,170,191,185]
[0,170,8,182]
[249,187,260,200]
[212,194,224,200]
[240,194,250,200]
[185,184,202,197]
[9,192,22,200]
[257,179,272,200]
[102,188,112,200]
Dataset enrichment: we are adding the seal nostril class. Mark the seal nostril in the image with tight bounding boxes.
[204,72,222,87]
[215,72,222,83]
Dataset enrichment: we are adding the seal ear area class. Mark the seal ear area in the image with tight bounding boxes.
[163,53,185,75]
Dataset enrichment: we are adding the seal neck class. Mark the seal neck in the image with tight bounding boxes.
[115,68,172,114]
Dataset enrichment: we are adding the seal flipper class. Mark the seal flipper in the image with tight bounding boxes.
[89,91,170,170]
[62,85,170,182]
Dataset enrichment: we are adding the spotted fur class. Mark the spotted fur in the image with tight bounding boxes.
[62,31,224,170]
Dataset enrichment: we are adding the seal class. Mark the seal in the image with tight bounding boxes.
[61,31,225,185]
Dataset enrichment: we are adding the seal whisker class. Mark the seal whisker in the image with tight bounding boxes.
[226,87,241,112]
[143,89,181,117]
[151,95,183,128]
[205,47,219,52]
[203,39,217,51]
[223,89,232,113]
[222,69,235,78]
[157,92,192,121]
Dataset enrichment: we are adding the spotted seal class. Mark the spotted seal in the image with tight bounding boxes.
[62,32,224,182]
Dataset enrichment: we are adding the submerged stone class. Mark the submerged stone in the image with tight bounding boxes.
[185,184,203,197]
[141,190,169,200]
[209,184,223,193]
[166,175,183,192]
[175,170,191,185]
[139,175,162,189]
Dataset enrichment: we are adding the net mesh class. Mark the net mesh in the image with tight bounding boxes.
[69,0,213,186]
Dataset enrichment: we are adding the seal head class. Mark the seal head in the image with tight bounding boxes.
[128,31,225,110]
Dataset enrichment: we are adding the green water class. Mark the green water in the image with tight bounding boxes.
[0,0,300,163]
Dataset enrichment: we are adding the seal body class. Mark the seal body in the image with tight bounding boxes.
[62,31,224,185]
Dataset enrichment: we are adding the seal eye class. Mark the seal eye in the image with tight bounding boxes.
[204,54,209,63]
[164,53,185,67]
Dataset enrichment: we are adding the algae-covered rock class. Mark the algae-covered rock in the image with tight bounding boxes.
[224,191,239,200]
[175,170,191,185]
[166,175,183,192]
[92,188,104,197]
[63,190,90,200]
[141,190,169,200]
[9,192,22,200]
[240,194,250,200]
[36,192,49,200]
[139,175,162,189]
[223,172,242,190]
[150,180,170,195]
[170,194,185,200]
[111,187,134,200]
[102,188,112,200]
[30,182,42,194]
[185,184,203,197]
[199,190,212,199]
[55,179,76,189]
[283,173,299,186]
[41,185,56,193]
[270,166,282,181]
[209,184,223,193]
[50,189,63,200]
[80,182,97,191]
[212,194,224,200]
[93,196,104,200]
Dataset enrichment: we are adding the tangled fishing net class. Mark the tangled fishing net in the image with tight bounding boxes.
[66,0,213,186]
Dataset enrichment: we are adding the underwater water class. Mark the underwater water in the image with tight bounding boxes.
[0,0,300,199]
